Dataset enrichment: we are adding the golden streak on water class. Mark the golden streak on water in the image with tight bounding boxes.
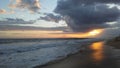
[90,42,104,63]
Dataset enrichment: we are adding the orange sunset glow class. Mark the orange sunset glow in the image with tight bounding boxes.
[0,29,103,38]
[89,29,103,36]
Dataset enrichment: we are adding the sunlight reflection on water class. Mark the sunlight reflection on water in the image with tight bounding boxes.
[90,42,104,63]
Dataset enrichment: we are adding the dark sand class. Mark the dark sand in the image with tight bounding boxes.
[34,41,120,68]
[106,39,120,49]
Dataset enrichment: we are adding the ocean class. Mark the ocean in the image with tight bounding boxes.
[0,38,100,68]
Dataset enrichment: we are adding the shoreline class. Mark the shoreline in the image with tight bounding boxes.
[34,41,120,68]
[33,41,96,68]
[34,48,85,68]
[33,41,93,68]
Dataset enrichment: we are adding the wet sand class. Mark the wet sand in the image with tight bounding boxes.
[34,42,120,68]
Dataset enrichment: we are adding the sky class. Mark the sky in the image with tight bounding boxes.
[0,0,120,38]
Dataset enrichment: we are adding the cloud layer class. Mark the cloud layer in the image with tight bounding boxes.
[9,0,40,13]
[0,18,34,25]
[0,25,67,31]
[0,9,7,14]
[57,0,120,5]
[0,9,14,14]
[54,0,120,32]
[38,13,62,23]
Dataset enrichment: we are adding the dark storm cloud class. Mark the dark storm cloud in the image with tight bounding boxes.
[56,0,120,5]
[38,13,63,23]
[0,18,34,25]
[54,0,120,32]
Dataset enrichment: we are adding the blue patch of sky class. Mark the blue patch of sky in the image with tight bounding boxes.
[0,0,10,9]
[0,0,64,28]
[40,0,57,13]
[0,0,58,20]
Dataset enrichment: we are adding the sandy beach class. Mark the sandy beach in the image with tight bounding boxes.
[1,0,120,68]
[34,41,120,68]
